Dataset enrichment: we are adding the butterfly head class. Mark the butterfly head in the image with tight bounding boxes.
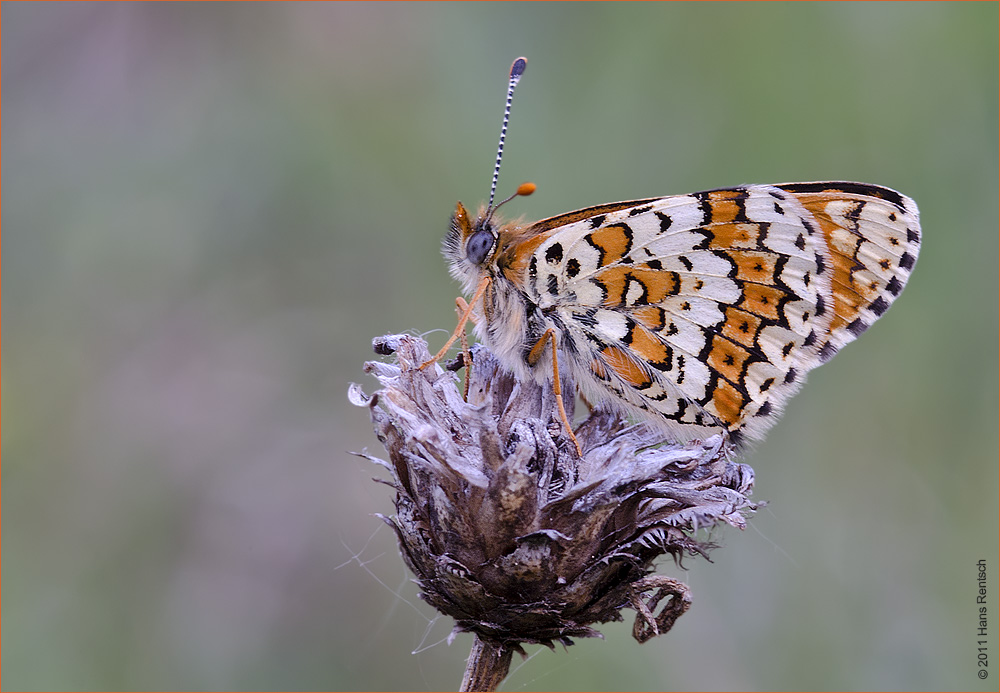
[443,202,485,290]
[454,182,537,270]
[462,204,498,267]
[442,202,504,292]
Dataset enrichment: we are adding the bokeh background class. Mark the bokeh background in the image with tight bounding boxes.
[3,2,997,691]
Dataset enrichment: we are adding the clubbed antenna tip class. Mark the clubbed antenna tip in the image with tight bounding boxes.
[488,57,528,210]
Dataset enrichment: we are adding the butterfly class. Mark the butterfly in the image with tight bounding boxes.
[424,58,920,454]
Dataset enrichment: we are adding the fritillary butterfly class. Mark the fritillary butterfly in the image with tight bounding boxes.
[425,58,920,453]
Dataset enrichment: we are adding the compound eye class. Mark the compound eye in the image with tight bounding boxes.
[465,230,495,265]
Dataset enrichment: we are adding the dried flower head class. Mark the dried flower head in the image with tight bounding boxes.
[349,334,757,687]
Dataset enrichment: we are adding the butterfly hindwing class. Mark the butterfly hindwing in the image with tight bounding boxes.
[519,183,919,443]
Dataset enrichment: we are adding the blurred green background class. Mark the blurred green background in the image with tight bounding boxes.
[3,2,997,691]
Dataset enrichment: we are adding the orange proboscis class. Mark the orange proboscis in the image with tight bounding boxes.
[421,276,492,369]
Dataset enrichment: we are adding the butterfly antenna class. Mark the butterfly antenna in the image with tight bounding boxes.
[486,57,527,217]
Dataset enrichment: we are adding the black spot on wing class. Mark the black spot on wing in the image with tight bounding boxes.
[547,274,559,296]
[572,308,599,328]
[846,318,869,337]
[815,253,826,276]
[655,211,673,233]
[846,201,863,222]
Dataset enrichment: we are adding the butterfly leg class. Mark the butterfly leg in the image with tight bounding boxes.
[455,298,474,401]
[420,276,491,370]
[527,328,582,457]
[455,297,478,326]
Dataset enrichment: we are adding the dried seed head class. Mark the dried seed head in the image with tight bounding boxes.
[349,334,757,649]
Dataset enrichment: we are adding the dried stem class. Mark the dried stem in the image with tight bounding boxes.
[461,635,513,692]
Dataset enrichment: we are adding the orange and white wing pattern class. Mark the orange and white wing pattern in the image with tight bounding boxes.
[512,181,920,444]
[435,58,920,449]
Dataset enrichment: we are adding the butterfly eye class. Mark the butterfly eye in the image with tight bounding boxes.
[465,229,496,265]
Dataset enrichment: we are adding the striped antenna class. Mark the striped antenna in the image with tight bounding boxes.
[487,57,527,212]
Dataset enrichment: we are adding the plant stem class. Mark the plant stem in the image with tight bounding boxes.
[460,635,512,692]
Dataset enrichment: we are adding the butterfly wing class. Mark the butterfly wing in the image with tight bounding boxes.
[523,183,919,444]
[776,182,920,359]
